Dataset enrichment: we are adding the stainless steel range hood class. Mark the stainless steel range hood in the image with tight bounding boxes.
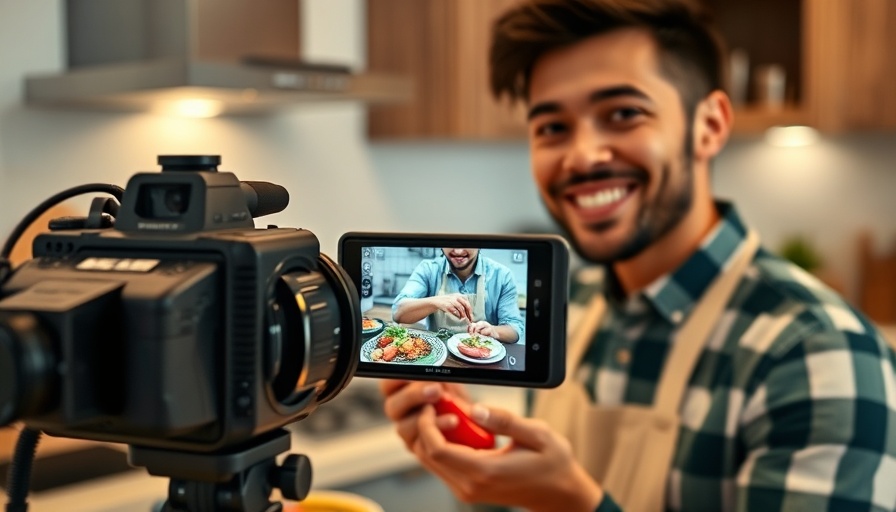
[24,0,411,116]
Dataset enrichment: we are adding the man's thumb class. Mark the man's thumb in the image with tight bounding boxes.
[470,404,546,449]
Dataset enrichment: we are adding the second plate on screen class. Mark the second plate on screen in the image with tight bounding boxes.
[446,333,507,364]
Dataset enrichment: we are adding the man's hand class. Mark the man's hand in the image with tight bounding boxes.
[394,293,474,325]
[431,293,474,322]
[467,321,519,343]
[412,403,604,512]
[467,320,498,338]
[379,380,472,450]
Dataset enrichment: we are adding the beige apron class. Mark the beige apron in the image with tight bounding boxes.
[431,269,487,333]
[533,231,759,511]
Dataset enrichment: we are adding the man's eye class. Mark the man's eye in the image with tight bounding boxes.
[534,122,567,137]
[609,107,645,123]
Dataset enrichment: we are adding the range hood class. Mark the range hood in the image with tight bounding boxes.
[24,0,411,116]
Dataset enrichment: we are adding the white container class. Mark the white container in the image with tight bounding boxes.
[754,64,787,110]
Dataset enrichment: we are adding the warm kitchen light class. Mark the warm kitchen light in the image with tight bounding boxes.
[764,125,820,147]
[159,99,225,118]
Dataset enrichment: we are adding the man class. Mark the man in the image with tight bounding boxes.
[380,1,896,511]
[392,248,524,343]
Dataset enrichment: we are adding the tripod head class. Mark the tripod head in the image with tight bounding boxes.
[129,429,311,512]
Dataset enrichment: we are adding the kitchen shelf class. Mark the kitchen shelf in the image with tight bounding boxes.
[730,106,811,134]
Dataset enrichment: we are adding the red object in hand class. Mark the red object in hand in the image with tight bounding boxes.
[433,397,496,449]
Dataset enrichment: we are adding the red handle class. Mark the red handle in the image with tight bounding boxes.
[433,397,496,449]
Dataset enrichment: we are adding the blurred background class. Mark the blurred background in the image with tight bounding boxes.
[1,1,894,511]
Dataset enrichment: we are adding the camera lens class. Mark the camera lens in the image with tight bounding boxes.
[0,313,58,426]
[265,255,359,410]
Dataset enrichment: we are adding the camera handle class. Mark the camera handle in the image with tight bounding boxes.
[129,429,312,512]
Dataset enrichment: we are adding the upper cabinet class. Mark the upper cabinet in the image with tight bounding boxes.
[804,0,896,132]
[366,0,525,140]
[366,0,896,140]
[712,0,896,134]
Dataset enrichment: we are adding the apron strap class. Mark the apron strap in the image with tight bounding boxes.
[431,264,487,331]
[653,230,760,416]
[565,292,607,371]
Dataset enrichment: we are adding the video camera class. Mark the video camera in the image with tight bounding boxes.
[0,155,361,510]
[0,155,569,511]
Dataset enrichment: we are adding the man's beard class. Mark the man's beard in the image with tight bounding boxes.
[448,253,478,273]
[550,138,695,266]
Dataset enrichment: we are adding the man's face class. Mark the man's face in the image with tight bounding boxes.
[442,248,480,273]
[527,29,697,264]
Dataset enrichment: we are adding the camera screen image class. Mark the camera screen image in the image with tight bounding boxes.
[339,233,569,388]
[359,246,529,372]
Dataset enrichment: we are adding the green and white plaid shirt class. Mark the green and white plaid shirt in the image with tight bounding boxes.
[571,202,896,512]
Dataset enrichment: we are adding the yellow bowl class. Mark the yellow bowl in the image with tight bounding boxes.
[282,490,384,512]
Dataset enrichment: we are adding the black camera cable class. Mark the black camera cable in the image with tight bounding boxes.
[0,183,124,262]
[4,428,40,512]
[1,183,123,512]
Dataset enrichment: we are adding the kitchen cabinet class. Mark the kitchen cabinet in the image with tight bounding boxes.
[713,0,896,134]
[366,0,525,140]
[809,0,896,131]
[858,232,896,326]
[366,0,896,139]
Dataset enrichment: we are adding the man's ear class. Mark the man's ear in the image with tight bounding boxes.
[692,90,733,162]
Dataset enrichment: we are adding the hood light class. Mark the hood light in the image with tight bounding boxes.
[155,99,225,118]
[764,125,820,147]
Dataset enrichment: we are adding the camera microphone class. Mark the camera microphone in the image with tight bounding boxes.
[240,181,290,218]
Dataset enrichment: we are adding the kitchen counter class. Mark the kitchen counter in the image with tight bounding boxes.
[298,383,526,488]
[9,383,526,512]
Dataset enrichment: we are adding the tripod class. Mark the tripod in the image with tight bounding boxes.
[129,429,311,512]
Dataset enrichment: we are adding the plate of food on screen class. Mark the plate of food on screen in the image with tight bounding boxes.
[361,316,386,338]
[446,333,507,364]
[360,324,447,366]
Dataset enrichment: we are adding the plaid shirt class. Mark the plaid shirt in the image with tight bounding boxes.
[571,202,896,512]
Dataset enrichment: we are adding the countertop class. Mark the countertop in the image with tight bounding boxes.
[9,384,526,512]
[10,325,896,511]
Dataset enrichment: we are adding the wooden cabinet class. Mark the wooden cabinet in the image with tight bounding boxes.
[805,0,896,132]
[366,0,896,139]
[706,0,808,133]
[366,0,525,140]
[858,232,896,326]
[715,0,896,134]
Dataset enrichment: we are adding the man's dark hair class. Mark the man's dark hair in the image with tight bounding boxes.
[490,0,727,114]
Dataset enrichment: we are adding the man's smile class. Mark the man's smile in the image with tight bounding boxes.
[449,255,470,266]
[556,176,643,225]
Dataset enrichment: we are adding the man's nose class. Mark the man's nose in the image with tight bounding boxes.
[562,121,613,174]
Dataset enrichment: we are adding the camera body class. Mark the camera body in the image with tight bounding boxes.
[0,156,360,453]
